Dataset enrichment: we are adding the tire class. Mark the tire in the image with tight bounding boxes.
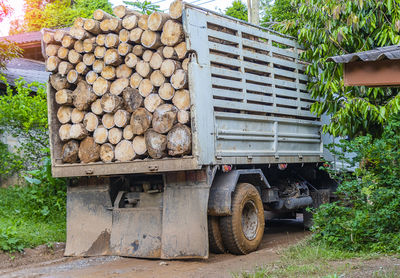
[208,216,225,254]
[219,183,265,255]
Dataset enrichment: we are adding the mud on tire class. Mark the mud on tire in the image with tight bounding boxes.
[208,216,225,254]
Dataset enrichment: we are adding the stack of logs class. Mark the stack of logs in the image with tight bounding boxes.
[45,0,193,163]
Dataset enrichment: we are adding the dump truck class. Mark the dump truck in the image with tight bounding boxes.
[46,2,335,259]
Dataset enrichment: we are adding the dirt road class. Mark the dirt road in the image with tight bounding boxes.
[0,218,308,278]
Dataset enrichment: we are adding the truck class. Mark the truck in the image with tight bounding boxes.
[47,2,335,259]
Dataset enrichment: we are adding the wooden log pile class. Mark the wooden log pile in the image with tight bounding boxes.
[46,0,192,164]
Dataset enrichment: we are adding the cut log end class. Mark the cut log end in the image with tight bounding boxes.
[78,137,100,163]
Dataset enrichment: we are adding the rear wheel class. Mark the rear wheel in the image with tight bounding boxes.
[219,183,265,255]
[208,216,225,254]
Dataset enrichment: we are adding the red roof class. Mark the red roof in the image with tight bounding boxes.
[0,31,42,44]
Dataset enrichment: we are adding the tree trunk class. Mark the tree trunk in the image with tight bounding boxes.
[68,49,82,64]
[71,108,85,123]
[115,140,136,161]
[105,33,119,48]
[78,137,100,163]
[73,81,97,111]
[96,34,106,46]
[148,11,171,31]
[62,35,76,49]
[162,46,178,59]
[43,31,56,44]
[150,70,165,87]
[172,89,190,110]
[174,41,187,59]
[55,89,74,105]
[84,19,101,34]
[67,70,81,84]
[122,87,143,112]
[94,125,109,144]
[114,109,130,127]
[108,18,123,33]
[122,14,139,30]
[141,30,162,49]
[161,20,184,46]
[83,112,99,132]
[104,49,123,66]
[93,9,114,21]
[113,5,142,19]
[86,71,98,85]
[123,125,134,140]
[57,47,69,60]
[50,73,70,90]
[108,127,123,145]
[139,79,154,97]
[125,53,139,68]
[130,108,152,135]
[149,52,163,70]
[74,40,84,53]
[116,64,132,79]
[117,42,132,56]
[70,123,89,140]
[91,99,104,115]
[177,110,190,124]
[94,46,106,59]
[167,123,191,156]
[57,106,73,124]
[102,113,115,129]
[46,56,61,72]
[169,0,183,20]
[138,14,149,30]
[171,69,188,89]
[70,26,91,40]
[119,29,130,42]
[130,72,143,88]
[145,129,167,159]
[101,66,116,80]
[152,104,178,134]
[92,59,104,73]
[45,44,61,57]
[136,60,151,78]
[182,57,190,71]
[58,61,74,76]
[130,28,144,44]
[83,53,95,66]
[144,93,164,113]
[73,17,86,28]
[142,50,154,62]
[132,135,147,156]
[62,140,80,163]
[160,59,181,77]
[110,78,129,95]
[100,143,114,162]
[158,82,175,100]
[101,93,123,113]
[132,44,144,56]
[76,61,89,75]
[93,76,110,96]
[83,37,96,53]
[54,29,66,42]
[59,124,72,141]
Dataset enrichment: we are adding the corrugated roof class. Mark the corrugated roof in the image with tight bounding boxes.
[328,45,400,63]
[0,31,42,44]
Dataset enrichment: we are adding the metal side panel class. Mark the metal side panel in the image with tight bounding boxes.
[161,171,210,259]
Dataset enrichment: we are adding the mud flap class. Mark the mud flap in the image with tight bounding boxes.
[64,177,112,256]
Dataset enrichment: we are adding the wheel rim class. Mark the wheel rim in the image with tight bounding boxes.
[241,200,259,240]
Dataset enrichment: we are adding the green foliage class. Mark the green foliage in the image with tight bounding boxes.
[123,1,160,15]
[225,0,248,21]
[277,0,400,138]
[261,0,297,30]
[0,158,66,252]
[0,141,23,180]
[312,115,400,253]
[0,75,48,170]
[0,40,22,69]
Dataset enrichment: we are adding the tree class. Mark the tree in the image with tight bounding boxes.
[278,0,400,138]
[0,0,13,22]
[123,1,160,15]
[225,0,248,21]
[261,0,296,27]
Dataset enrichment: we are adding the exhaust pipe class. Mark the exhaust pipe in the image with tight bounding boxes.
[270,196,313,211]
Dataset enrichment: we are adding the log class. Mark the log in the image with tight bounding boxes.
[132,44,144,56]
[94,46,106,59]
[58,61,74,76]
[141,30,162,49]
[55,89,74,105]
[161,20,184,46]
[73,81,97,111]
[93,9,114,21]
[83,37,96,53]
[142,50,154,62]
[83,112,99,132]
[114,109,130,127]
[73,17,86,28]
[119,29,130,43]
[102,113,115,129]
[130,108,152,135]
[174,41,187,59]
[125,53,138,68]
[167,124,191,156]
[92,59,104,73]
[91,99,103,115]
[158,82,175,100]
[62,140,79,163]
[170,69,187,89]
[100,143,114,162]
[152,104,178,134]
[115,140,135,161]
[139,79,154,98]
[132,136,147,156]
[149,52,163,70]
[61,35,76,49]
[108,18,123,33]
[144,93,164,113]
[130,28,144,44]
[45,44,60,57]
[122,14,138,30]
[169,0,183,20]
[70,26,91,40]
[136,60,151,78]
[160,59,181,77]
[101,93,123,113]
[123,125,134,140]
[94,125,108,144]
[144,129,167,159]
[50,73,70,90]
[84,19,101,34]
[46,56,61,72]
[108,127,123,145]
[68,49,82,65]
[93,76,110,96]
[162,46,178,59]
[123,87,143,112]
[116,64,132,79]
[70,123,89,140]
[182,57,190,71]
[117,42,132,56]
[150,70,165,87]
[104,49,123,66]
[101,66,116,80]
[138,14,149,30]
[59,124,72,141]
[130,72,143,88]
[67,69,81,84]
[43,31,55,44]
[76,61,89,75]
[105,33,119,48]
[148,12,171,31]
[96,34,106,46]
[54,30,66,42]
[113,5,141,19]
[110,78,129,95]
[177,110,190,124]
[57,106,73,124]
[172,89,190,110]
[71,108,85,123]
[86,71,98,85]
[57,47,69,60]
[78,137,100,163]
[71,41,82,54]
[83,53,95,66]
[100,19,111,33]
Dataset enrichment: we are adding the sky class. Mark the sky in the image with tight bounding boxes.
[0,0,234,36]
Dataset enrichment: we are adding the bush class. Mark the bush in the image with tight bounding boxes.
[312,115,400,253]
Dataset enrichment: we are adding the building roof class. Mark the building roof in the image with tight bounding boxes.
[0,31,42,44]
[328,45,400,64]
[0,58,49,92]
